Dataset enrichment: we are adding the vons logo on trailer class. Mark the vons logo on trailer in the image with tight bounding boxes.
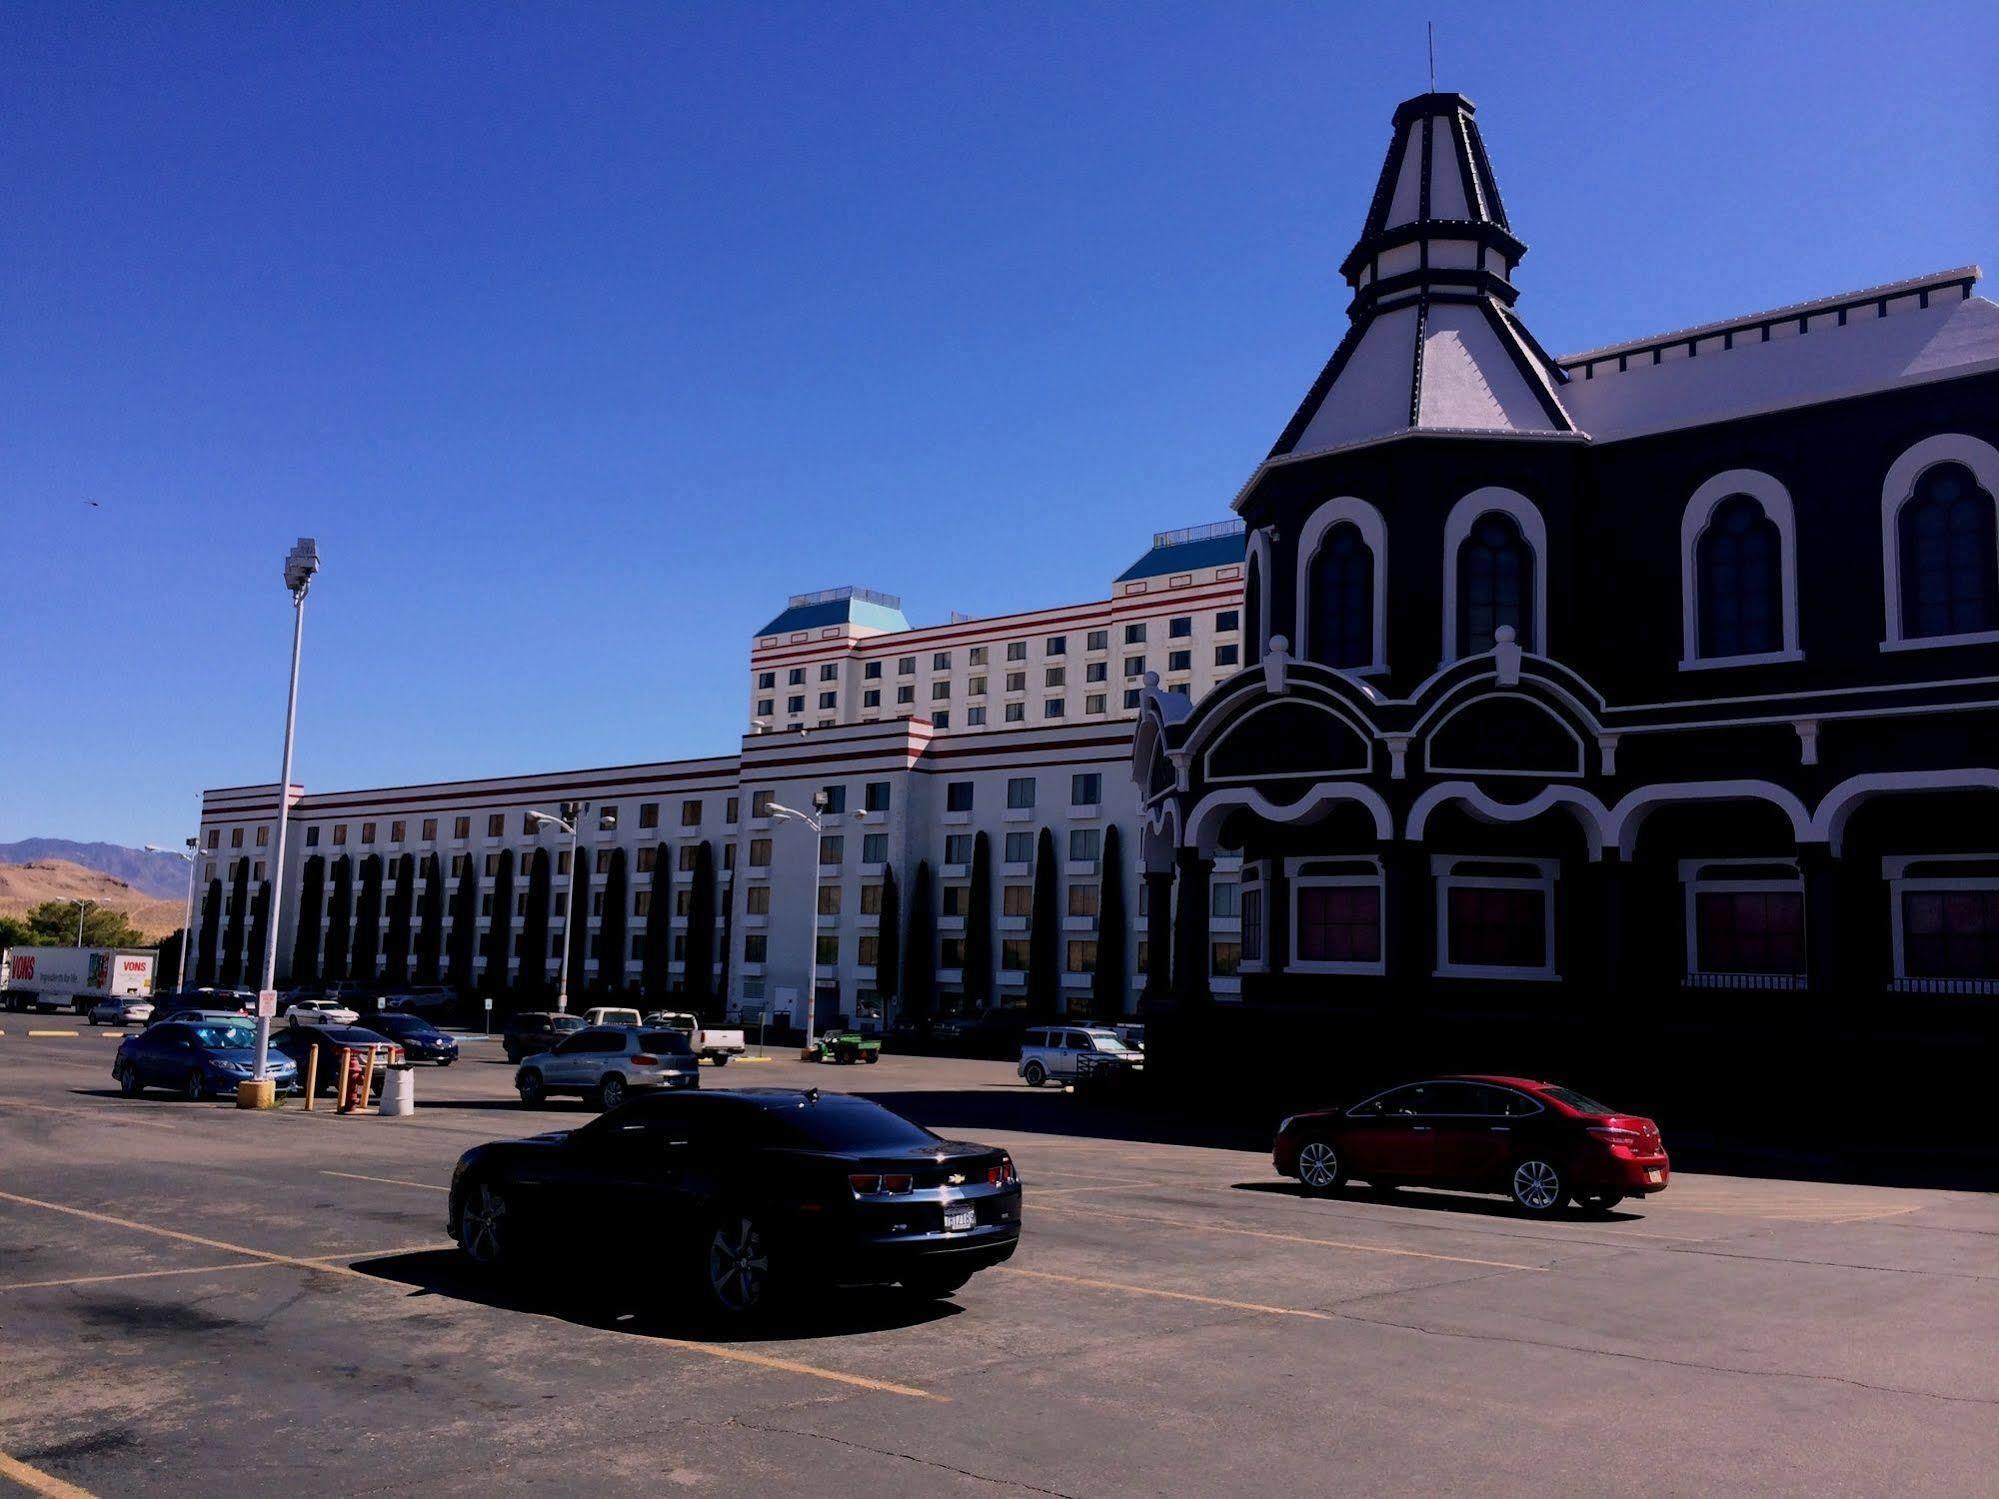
[8,954,33,982]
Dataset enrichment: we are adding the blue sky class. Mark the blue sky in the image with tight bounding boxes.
[5,2,1994,845]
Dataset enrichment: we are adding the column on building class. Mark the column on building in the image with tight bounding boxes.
[1170,848,1211,1007]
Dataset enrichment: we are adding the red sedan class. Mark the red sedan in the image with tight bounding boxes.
[1273,1076,1669,1215]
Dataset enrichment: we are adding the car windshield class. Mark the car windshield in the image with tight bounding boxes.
[189,1022,254,1048]
[383,1017,437,1036]
[551,1016,585,1032]
[1086,1031,1133,1053]
[1538,1085,1615,1116]
[322,1027,390,1045]
[776,1097,939,1152]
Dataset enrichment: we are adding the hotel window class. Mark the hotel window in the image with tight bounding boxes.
[860,882,884,915]
[482,813,501,837]
[591,890,606,917]
[1007,776,1036,809]
[862,832,888,863]
[1005,703,1025,722]
[748,839,772,867]
[1072,772,1101,806]
[1006,641,1027,661]
[858,935,880,967]
[865,781,891,812]
[896,685,915,705]
[1211,881,1239,918]
[1125,622,1146,644]
[1066,940,1097,974]
[1215,643,1239,666]
[1045,666,1065,688]
[898,656,915,675]
[933,710,951,728]
[675,888,692,915]
[967,706,987,725]
[481,894,494,917]
[932,651,951,671]
[1124,655,1145,677]
[678,844,699,871]
[941,937,967,968]
[1169,616,1192,638]
[636,846,657,873]
[1085,661,1107,683]
[787,695,805,714]
[934,834,968,868]
[1168,650,1191,672]
[1307,522,1376,669]
[558,849,572,874]
[757,671,775,690]
[1291,859,1383,973]
[757,698,774,715]
[819,835,843,865]
[253,861,266,882]
[207,829,220,849]
[1695,496,1784,658]
[1002,938,1029,971]
[452,854,468,878]
[255,825,271,848]
[512,811,533,836]
[969,646,988,666]
[453,816,469,839]
[485,853,503,877]
[672,934,687,961]
[1069,828,1100,864]
[422,818,437,840]
[820,662,838,682]
[1123,689,1141,709]
[1046,635,1067,656]
[942,884,968,917]
[1241,886,1264,964]
[637,802,658,830]
[1436,856,1557,979]
[305,826,320,848]
[1086,629,1108,651]
[1457,513,1536,654]
[820,785,847,814]
[725,796,739,823]
[745,934,768,964]
[968,675,987,696]
[1005,671,1025,692]
[1683,861,1805,986]
[819,691,838,709]
[930,681,951,700]
[1887,855,1999,992]
[787,667,805,686]
[1897,463,1998,639]
[595,848,613,874]
[817,883,842,915]
[1211,941,1241,977]
[1069,883,1099,917]
[1004,832,1033,864]
[863,660,882,680]
[745,885,771,914]
[1003,884,1032,916]
[1215,609,1239,633]
[1086,693,1106,714]
[230,827,244,848]
[1044,699,1065,718]
[599,805,619,831]
[863,689,881,708]
[946,782,974,812]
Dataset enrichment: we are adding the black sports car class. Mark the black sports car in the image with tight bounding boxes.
[447,1088,1021,1318]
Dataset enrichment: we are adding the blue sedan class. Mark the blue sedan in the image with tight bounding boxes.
[114,1019,298,1101]
[373,1013,459,1065]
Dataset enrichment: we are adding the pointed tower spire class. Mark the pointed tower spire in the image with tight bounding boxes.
[1271,93,1577,458]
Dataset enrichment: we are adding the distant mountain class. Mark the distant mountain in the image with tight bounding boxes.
[0,840,189,900]
[0,860,185,940]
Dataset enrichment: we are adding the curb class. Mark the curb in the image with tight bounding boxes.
[27,1030,79,1039]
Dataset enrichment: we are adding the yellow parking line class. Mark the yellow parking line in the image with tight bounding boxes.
[321,1170,448,1193]
[0,1450,97,1498]
[0,1260,275,1293]
[652,1339,945,1400]
[0,1188,378,1281]
[999,1265,1330,1320]
[1035,1202,1549,1272]
[26,1030,78,1039]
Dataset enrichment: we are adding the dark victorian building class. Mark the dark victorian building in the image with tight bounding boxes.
[1135,93,1999,1147]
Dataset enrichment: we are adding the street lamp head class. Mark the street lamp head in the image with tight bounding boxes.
[811,789,830,812]
[284,537,321,595]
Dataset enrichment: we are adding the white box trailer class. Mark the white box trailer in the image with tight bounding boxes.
[2,947,157,1015]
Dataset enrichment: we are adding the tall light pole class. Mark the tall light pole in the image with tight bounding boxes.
[769,790,831,1051]
[528,802,587,1013]
[73,901,95,946]
[251,538,319,1088]
[144,839,200,993]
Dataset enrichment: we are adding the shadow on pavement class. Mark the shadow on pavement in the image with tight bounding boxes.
[351,1248,964,1345]
[847,1086,1267,1153]
[1229,1179,1645,1222]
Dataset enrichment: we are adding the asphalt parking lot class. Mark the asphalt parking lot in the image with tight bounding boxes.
[1,1024,1994,1498]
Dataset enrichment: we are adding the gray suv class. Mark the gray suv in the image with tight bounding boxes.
[514,1026,699,1110]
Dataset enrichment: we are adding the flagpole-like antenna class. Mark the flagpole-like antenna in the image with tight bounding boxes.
[1427,21,1436,91]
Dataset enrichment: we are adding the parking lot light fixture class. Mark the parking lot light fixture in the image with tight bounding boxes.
[145,839,201,992]
[528,803,587,1013]
[769,789,832,1051]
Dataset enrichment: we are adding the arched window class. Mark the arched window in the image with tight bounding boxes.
[1457,512,1534,655]
[1243,553,1263,660]
[1899,463,1998,640]
[1307,523,1374,668]
[1697,496,1783,657]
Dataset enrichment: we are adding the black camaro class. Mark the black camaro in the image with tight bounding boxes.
[447,1088,1021,1318]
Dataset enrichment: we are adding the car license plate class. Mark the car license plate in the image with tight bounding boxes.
[944,1204,976,1232]
[1646,1168,1663,1184]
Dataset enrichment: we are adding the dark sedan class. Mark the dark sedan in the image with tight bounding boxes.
[448,1088,1021,1318]
[114,1018,299,1100]
[372,1013,459,1065]
[1273,1076,1669,1215]
[502,1010,585,1064]
[271,1025,403,1095]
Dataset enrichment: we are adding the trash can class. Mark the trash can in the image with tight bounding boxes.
[378,1063,416,1117]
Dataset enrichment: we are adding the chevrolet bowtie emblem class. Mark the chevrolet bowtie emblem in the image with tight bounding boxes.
[947,1173,967,1185]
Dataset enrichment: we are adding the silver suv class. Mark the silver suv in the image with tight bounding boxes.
[514,1026,699,1110]
[1018,1025,1143,1087]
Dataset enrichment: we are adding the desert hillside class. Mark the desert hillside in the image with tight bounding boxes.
[0,860,184,941]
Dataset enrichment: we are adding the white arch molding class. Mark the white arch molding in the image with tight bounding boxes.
[1405,781,1610,861]
[1605,780,1815,860]
[1809,769,1999,855]
[1880,433,1999,652]
[1421,691,1586,779]
[1680,469,1803,670]
[1200,696,1375,785]
[1185,782,1395,859]
[1294,496,1389,676]
[1245,526,1276,660]
[1441,487,1549,666]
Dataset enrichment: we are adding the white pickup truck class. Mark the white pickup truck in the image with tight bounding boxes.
[644,1011,747,1065]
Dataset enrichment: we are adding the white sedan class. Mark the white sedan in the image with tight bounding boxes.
[285,998,360,1027]
[88,997,154,1026]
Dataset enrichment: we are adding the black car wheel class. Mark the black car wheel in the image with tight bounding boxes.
[700,1212,772,1319]
[503,1045,520,1064]
[459,1180,511,1269]
[902,1266,975,1299]
[598,1074,627,1112]
[1023,1061,1047,1088]
[1577,1191,1624,1215]
[181,1069,206,1102]
[1511,1158,1569,1215]
[710,1054,729,1067]
[517,1069,546,1107]
[117,1060,140,1097]
[1295,1140,1345,1196]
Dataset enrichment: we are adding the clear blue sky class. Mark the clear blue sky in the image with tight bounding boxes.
[5,2,1994,845]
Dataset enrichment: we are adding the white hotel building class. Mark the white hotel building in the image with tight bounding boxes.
[195,522,1249,1027]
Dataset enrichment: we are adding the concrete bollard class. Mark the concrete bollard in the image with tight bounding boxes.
[235,1077,278,1110]
[378,1064,416,1117]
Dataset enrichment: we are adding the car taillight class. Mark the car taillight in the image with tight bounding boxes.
[1589,1126,1645,1151]
[849,1174,914,1196]
[986,1155,1018,1186]
[633,1054,658,1066]
[882,1173,913,1193]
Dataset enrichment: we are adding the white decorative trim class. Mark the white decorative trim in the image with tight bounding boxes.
[1406,782,1609,861]
[1200,697,1372,785]
[1678,858,1805,985]
[1884,851,1999,994]
[1680,469,1801,667]
[1185,782,1396,859]
[1294,497,1389,675]
[1795,719,1819,766]
[1880,433,1999,650]
[1432,854,1559,981]
[1246,526,1276,657]
[1607,780,1816,860]
[1441,487,1548,664]
[1284,855,1386,975]
[1812,769,1999,855]
[1422,691,1586,779]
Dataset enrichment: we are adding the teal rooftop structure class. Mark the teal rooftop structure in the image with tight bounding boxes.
[755,586,909,638]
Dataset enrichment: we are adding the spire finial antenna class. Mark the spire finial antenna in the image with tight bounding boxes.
[1427,21,1436,91]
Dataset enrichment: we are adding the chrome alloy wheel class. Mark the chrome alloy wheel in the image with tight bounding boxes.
[706,1216,769,1314]
[461,1183,508,1266]
[1512,1159,1563,1212]
[1297,1141,1341,1191]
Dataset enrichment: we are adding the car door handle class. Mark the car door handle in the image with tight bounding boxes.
[1412,1125,1432,1132]
[1489,1126,1511,1133]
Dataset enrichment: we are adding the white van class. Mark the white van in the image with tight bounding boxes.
[583,1006,643,1028]
[1017,1025,1142,1087]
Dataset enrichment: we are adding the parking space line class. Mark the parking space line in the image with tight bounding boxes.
[651,1339,947,1400]
[0,1260,275,1293]
[998,1265,1330,1319]
[0,1187,380,1280]
[1035,1203,1550,1272]
[0,1449,97,1498]
[320,1170,449,1193]
[25,1031,78,1039]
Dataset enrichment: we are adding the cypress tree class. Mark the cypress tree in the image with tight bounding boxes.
[685,841,717,1010]
[245,881,272,990]
[351,855,384,984]
[157,928,187,992]
[485,849,516,994]
[1026,827,1061,1020]
[414,853,445,984]
[902,860,936,1033]
[323,856,354,981]
[563,847,592,1004]
[1092,825,1128,1023]
[195,878,222,985]
[519,849,552,1001]
[875,864,901,1019]
[447,854,479,993]
[218,860,249,987]
[599,846,630,995]
[715,880,733,1009]
[964,830,994,1010]
[383,854,415,987]
[291,856,325,984]
[639,842,672,1001]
